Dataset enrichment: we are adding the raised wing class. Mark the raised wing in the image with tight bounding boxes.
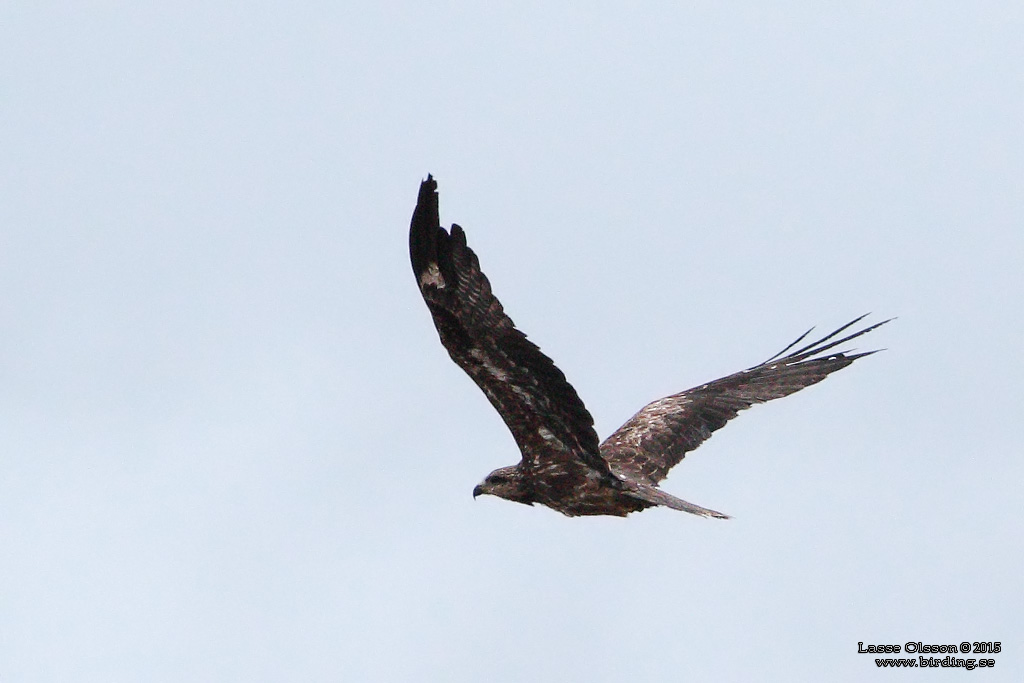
[600,316,891,486]
[410,176,610,479]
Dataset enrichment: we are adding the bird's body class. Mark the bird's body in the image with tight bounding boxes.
[410,175,888,518]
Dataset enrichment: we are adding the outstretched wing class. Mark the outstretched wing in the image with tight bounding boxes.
[600,316,890,486]
[410,175,611,480]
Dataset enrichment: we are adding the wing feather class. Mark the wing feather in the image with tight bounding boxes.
[600,316,891,485]
[410,176,609,479]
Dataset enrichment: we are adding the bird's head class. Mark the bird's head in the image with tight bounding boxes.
[473,466,531,504]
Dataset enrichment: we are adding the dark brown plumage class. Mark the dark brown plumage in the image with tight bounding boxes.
[410,175,889,518]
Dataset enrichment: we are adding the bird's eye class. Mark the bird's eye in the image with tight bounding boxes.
[489,475,506,485]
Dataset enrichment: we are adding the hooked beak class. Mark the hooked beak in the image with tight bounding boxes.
[472,484,484,499]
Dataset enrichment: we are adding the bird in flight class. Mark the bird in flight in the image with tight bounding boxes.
[410,175,888,518]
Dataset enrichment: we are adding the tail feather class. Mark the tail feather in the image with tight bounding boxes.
[631,485,730,519]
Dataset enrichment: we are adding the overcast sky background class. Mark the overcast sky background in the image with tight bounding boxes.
[2,3,1022,681]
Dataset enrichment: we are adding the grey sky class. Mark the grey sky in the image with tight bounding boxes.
[2,3,1021,681]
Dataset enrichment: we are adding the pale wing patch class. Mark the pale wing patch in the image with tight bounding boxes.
[419,262,445,289]
[469,348,511,381]
[537,426,566,450]
[510,384,535,407]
